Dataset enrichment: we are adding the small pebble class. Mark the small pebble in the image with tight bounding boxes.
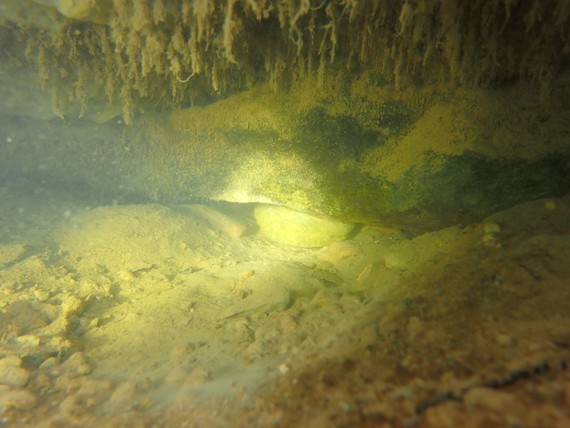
[34,290,50,301]
[483,222,501,234]
[61,295,83,315]
[0,357,30,388]
[544,200,557,210]
[103,381,137,415]
[496,333,514,347]
[118,270,136,281]
[0,386,36,410]
[407,316,423,340]
[239,270,255,281]
[58,352,91,377]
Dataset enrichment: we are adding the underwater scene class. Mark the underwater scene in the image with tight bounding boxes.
[0,1,570,427]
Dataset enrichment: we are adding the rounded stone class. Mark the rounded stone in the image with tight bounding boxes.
[254,204,354,248]
[0,357,30,388]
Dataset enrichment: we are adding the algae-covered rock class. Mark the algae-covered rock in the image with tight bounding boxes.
[254,204,354,248]
[2,78,570,235]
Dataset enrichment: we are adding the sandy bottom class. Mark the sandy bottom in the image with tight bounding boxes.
[0,183,569,427]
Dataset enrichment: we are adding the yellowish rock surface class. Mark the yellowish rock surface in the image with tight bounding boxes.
[254,204,353,248]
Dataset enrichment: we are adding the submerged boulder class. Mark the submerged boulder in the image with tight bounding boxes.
[1,76,569,234]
